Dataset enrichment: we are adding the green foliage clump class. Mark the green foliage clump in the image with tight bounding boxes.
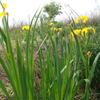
[44,2,62,20]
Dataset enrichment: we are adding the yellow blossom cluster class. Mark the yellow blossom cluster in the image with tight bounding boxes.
[0,3,8,17]
[81,27,96,36]
[75,16,89,24]
[48,21,63,32]
[72,15,96,38]
[71,27,96,37]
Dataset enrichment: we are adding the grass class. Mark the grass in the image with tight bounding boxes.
[0,2,100,100]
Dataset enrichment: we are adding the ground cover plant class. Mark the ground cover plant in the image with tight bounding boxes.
[0,1,100,100]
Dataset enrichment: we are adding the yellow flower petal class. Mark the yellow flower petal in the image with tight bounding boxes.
[0,11,8,17]
[2,3,7,9]
[75,18,79,24]
[86,51,92,58]
[71,29,81,37]
[82,27,88,36]
[48,22,54,26]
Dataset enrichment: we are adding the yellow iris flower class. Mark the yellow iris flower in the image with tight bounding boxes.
[81,27,88,36]
[75,16,89,24]
[71,29,81,37]
[82,27,96,36]
[22,25,30,31]
[2,3,7,9]
[0,11,8,17]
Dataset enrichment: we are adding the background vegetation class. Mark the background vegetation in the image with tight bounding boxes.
[0,1,100,100]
